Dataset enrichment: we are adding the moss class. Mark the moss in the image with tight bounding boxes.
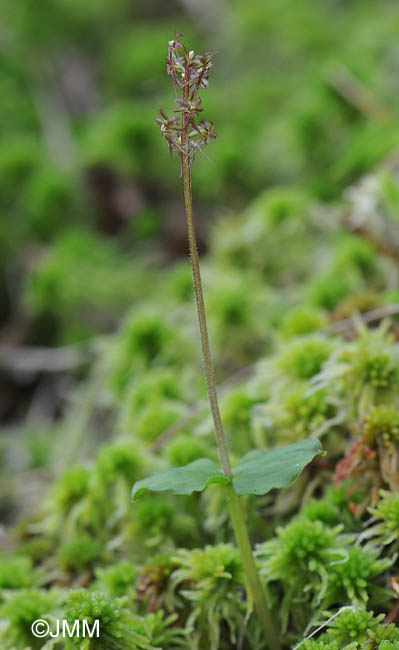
[137,553,174,611]
[58,534,105,574]
[64,590,153,649]
[110,310,188,397]
[49,466,91,515]
[171,544,247,650]
[26,228,148,342]
[165,433,212,466]
[334,236,382,282]
[15,536,56,565]
[257,515,392,635]
[143,611,185,648]
[366,490,399,547]
[312,326,399,420]
[132,498,174,540]
[25,166,80,241]
[279,336,333,380]
[168,263,194,303]
[0,555,37,591]
[299,485,356,530]
[303,608,399,649]
[135,399,184,443]
[333,291,384,321]
[123,368,184,413]
[281,307,327,339]
[325,546,392,606]
[95,441,146,487]
[363,407,399,444]
[283,384,336,438]
[299,498,342,527]
[342,332,399,395]
[1,9,399,648]
[258,519,343,579]
[310,271,355,311]
[94,562,138,599]
[0,589,58,649]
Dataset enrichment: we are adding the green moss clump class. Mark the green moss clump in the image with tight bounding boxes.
[171,544,246,650]
[129,496,198,549]
[211,188,315,282]
[0,589,58,649]
[299,497,343,528]
[310,271,355,311]
[283,385,336,439]
[135,399,184,443]
[58,534,105,574]
[27,229,148,342]
[95,441,147,487]
[122,368,185,413]
[281,307,327,339]
[334,236,382,282]
[165,433,212,467]
[50,466,91,515]
[144,611,185,648]
[312,327,399,419]
[303,640,340,650]
[303,608,399,649]
[279,336,333,380]
[364,407,399,445]
[25,166,80,241]
[364,490,399,548]
[325,546,393,606]
[362,354,397,390]
[110,310,189,397]
[168,263,194,303]
[64,590,153,649]
[333,291,384,321]
[0,555,37,591]
[94,562,138,599]
[257,516,392,635]
[344,333,399,396]
[258,519,344,584]
[132,498,174,540]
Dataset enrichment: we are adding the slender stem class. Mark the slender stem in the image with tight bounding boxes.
[181,149,281,650]
[182,156,232,477]
[227,487,281,650]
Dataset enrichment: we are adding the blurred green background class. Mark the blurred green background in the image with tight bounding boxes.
[0,6,398,645]
[0,0,397,410]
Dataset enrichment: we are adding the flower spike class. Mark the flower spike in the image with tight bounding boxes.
[156,34,216,169]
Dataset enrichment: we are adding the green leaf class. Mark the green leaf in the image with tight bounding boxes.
[131,458,229,500]
[131,440,323,501]
[232,438,323,496]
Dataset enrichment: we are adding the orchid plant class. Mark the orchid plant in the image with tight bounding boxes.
[132,35,323,650]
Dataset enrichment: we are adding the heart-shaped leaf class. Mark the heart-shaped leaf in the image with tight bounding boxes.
[231,438,323,496]
[132,439,323,501]
[132,458,229,500]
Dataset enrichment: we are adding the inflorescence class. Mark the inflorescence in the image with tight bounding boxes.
[156,34,216,169]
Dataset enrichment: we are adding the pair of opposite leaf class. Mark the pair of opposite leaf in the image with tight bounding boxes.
[132,438,323,500]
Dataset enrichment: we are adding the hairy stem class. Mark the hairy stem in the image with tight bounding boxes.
[182,156,232,477]
[182,151,280,650]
